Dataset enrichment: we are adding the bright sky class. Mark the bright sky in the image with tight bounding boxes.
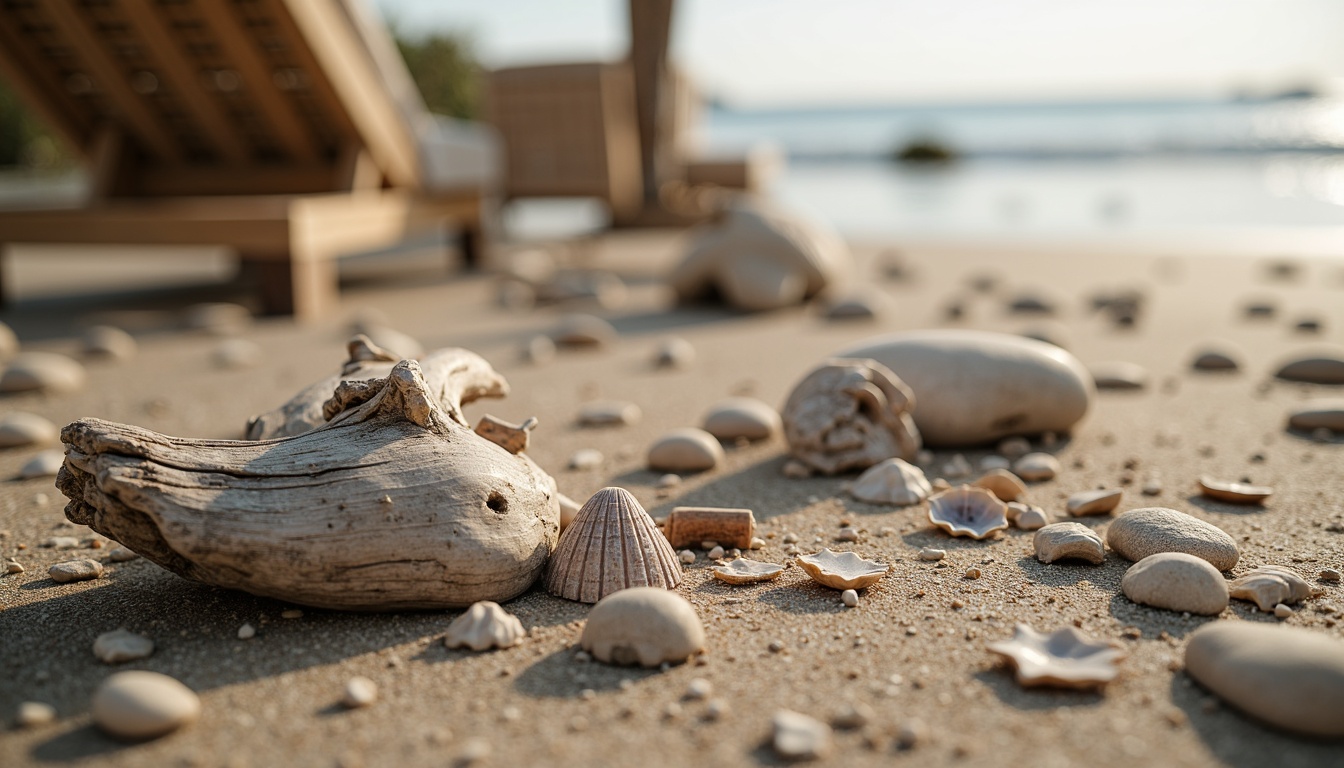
[371,0,1344,106]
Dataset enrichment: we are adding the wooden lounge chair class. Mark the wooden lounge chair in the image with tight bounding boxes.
[0,0,496,318]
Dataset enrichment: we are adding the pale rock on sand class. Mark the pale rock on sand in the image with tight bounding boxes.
[1033,523,1105,565]
[237,623,257,640]
[108,547,139,563]
[0,320,17,360]
[49,558,103,583]
[647,428,723,473]
[1066,488,1123,516]
[0,352,87,393]
[567,449,603,471]
[997,436,1032,460]
[1228,566,1317,612]
[342,677,378,708]
[1184,622,1344,738]
[93,629,155,663]
[19,449,64,479]
[1089,361,1148,390]
[551,314,617,347]
[92,670,201,740]
[81,325,138,360]
[917,547,946,561]
[849,459,932,506]
[15,701,57,728]
[1106,507,1239,571]
[522,335,556,365]
[970,468,1027,502]
[444,601,526,651]
[1120,552,1228,615]
[653,337,695,369]
[771,710,833,761]
[579,588,705,667]
[838,330,1093,447]
[1273,349,1344,384]
[212,338,262,369]
[578,400,641,427]
[701,397,781,442]
[823,291,887,321]
[1190,346,1242,371]
[0,412,58,448]
[1013,453,1061,482]
[1286,400,1344,432]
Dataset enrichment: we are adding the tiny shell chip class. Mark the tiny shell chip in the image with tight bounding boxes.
[444,601,526,651]
[647,428,724,473]
[701,397,782,442]
[849,458,932,506]
[93,629,155,664]
[1197,477,1272,505]
[712,559,785,585]
[1013,452,1060,482]
[1033,522,1105,565]
[1066,488,1123,516]
[927,485,1009,539]
[92,671,201,741]
[1229,565,1316,612]
[0,412,59,448]
[987,624,1125,690]
[1089,361,1148,390]
[0,352,87,393]
[771,710,833,761]
[970,468,1027,502]
[551,314,617,347]
[1014,506,1050,530]
[1120,552,1228,615]
[580,587,705,667]
[796,548,888,590]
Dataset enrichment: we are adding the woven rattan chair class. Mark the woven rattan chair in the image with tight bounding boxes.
[0,0,495,318]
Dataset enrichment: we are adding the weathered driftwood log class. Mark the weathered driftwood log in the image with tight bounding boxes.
[245,336,508,440]
[58,360,560,611]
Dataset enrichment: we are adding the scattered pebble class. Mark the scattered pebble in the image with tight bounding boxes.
[1274,352,1344,385]
[656,473,681,489]
[212,338,262,369]
[93,629,155,664]
[964,567,981,579]
[82,325,138,360]
[551,314,617,347]
[917,547,946,562]
[832,702,874,730]
[1106,507,1239,571]
[679,550,696,564]
[841,589,859,608]
[1198,476,1272,505]
[578,400,641,427]
[580,588,705,667]
[44,536,80,550]
[5,558,24,574]
[701,397,782,442]
[707,546,725,560]
[184,302,251,335]
[647,428,724,473]
[1121,552,1229,615]
[1013,452,1060,482]
[654,337,695,369]
[0,352,87,393]
[771,710,833,761]
[837,527,859,542]
[237,623,256,640]
[15,701,56,728]
[941,453,972,478]
[456,738,492,765]
[1190,348,1241,371]
[17,449,64,480]
[108,547,139,563]
[685,678,713,700]
[896,718,929,749]
[92,670,201,740]
[342,677,378,708]
[1286,400,1344,433]
[1089,361,1149,390]
[997,436,1031,459]
[1066,488,1123,516]
[1320,568,1342,582]
[522,334,556,364]
[567,449,604,471]
[0,412,58,448]
[48,558,103,583]
[1274,604,1294,619]
[979,455,1011,471]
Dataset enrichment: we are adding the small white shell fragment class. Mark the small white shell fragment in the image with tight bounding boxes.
[237,623,256,640]
[679,550,696,564]
[654,337,695,369]
[1033,523,1105,565]
[19,449,64,479]
[1007,501,1050,530]
[5,558,24,574]
[849,458,932,506]
[1120,552,1229,615]
[1013,452,1061,482]
[771,710,833,761]
[1274,603,1294,619]
[917,547,946,561]
[578,400,642,427]
[0,352,87,393]
[579,587,705,667]
[841,589,859,607]
[444,601,526,651]
[707,546,725,560]
[970,468,1027,502]
[712,558,784,584]
[1197,477,1272,505]
[656,473,681,489]
[0,412,58,448]
[92,671,201,740]
[567,448,604,470]
[685,678,713,700]
[82,325,138,360]
[1229,565,1316,611]
[49,558,102,583]
[342,676,378,708]
[701,397,782,442]
[1066,488,1123,516]
[927,485,1009,539]
[647,428,724,473]
[796,549,888,590]
[16,701,57,728]
[987,624,1125,690]
[93,629,155,664]
[212,338,262,369]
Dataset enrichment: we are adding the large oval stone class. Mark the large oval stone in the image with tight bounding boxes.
[1185,622,1344,737]
[1107,507,1239,571]
[839,330,1093,446]
[92,670,200,740]
[1120,552,1228,615]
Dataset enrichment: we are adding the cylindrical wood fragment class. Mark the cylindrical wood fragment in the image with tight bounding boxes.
[662,507,756,549]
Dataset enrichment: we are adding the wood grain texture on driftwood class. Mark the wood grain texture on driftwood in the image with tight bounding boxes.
[58,360,559,610]
[245,336,509,440]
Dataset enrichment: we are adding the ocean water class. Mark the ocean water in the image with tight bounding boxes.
[696,96,1344,238]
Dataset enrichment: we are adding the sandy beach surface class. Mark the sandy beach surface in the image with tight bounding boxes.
[1,229,1342,767]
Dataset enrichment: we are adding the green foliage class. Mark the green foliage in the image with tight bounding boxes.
[0,80,73,170]
[395,32,481,120]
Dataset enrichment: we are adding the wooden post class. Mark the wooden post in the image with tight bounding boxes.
[629,0,675,210]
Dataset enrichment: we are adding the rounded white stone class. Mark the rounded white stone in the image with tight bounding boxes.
[92,671,200,740]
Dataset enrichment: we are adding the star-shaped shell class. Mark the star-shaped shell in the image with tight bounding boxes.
[712,559,785,585]
[796,549,888,590]
[928,485,1009,539]
[1229,565,1317,611]
[987,624,1126,690]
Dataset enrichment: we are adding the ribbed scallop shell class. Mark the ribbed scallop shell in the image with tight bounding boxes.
[544,487,683,603]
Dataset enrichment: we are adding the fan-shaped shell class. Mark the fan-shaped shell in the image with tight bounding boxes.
[849,458,931,506]
[796,549,889,590]
[928,485,1009,539]
[545,487,682,603]
[1229,565,1316,611]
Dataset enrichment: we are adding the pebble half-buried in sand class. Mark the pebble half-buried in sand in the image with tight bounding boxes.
[57,359,561,610]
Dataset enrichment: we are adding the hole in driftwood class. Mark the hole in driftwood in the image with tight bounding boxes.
[487,492,508,514]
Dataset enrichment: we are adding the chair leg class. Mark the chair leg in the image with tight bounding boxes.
[242,255,336,320]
